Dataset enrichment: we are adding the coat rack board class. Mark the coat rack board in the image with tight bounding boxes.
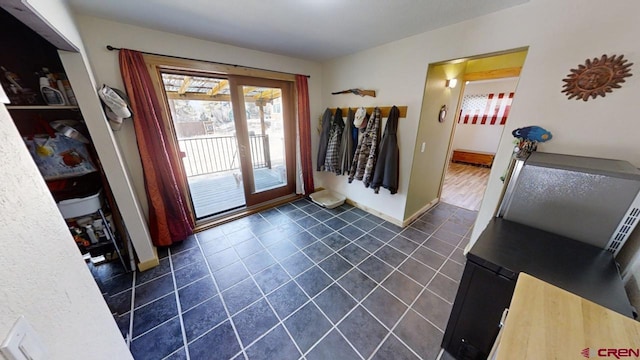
[329,106,407,118]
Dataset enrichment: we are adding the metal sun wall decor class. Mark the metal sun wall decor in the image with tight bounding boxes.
[562,54,633,101]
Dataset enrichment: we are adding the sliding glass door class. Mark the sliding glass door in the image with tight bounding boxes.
[158,72,295,219]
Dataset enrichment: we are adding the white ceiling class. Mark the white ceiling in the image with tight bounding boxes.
[66,0,528,61]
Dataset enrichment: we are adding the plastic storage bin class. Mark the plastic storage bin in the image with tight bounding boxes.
[57,191,102,219]
[309,189,346,209]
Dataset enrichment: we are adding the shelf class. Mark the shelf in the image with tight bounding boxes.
[6,105,79,110]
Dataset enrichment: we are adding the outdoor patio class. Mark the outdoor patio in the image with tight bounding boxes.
[187,167,285,218]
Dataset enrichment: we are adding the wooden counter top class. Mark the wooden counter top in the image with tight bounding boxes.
[496,273,640,360]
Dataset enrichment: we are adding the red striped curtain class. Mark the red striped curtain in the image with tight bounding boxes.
[296,75,314,195]
[119,49,194,246]
[458,92,514,125]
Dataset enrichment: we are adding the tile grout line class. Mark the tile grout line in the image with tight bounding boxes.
[172,201,468,360]
[257,204,447,359]
[130,311,179,341]
[194,232,249,360]
[300,203,471,358]
[161,346,185,360]
[325,206,459,360]
[356,250,439,359]
[285,218,419,359]
[251,205,458,310]
[365,206,467,360]
[167,247,191,360]
[283,253,366,360]
[224,236,307,359]
[298,249,395,359]
[321,204,457,342]
[174,273,210,292]
[126,270,137,348]
[262,203,370,359]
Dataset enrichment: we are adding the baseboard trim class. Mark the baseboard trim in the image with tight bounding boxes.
[402,198,439,227]
[344,198,404,227]
[137,256,160,272]
[194,193,302,233]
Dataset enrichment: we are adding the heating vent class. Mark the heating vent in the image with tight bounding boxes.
[606,192,640,256]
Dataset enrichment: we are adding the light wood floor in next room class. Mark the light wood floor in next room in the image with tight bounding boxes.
[440,162,491,211]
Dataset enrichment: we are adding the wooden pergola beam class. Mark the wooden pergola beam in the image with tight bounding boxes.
[166,92,231,101]
[207,80,228,96]
[249,88,281,102]
[177,76,192,94]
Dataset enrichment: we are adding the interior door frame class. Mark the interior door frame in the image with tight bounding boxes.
[436,53,525,202]
[228,75,296,207]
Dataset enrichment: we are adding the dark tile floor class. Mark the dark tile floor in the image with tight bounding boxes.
[93,200,476,360]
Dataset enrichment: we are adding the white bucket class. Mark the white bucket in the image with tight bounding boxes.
[309,189,346,209]
[57,191,102,219]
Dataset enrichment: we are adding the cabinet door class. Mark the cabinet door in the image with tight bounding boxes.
[442,261,516,360]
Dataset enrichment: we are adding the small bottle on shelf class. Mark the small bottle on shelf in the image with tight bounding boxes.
[58,74,78,106]
[84,224,99,244]
[39,75,65,105]
[41,67,57,88]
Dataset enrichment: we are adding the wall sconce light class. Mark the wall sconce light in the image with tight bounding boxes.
[445,79,458,88]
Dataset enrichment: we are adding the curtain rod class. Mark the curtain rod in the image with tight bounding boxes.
[105,45,311,78]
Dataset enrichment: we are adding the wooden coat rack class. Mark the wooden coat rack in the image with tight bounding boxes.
[328,106,407,118]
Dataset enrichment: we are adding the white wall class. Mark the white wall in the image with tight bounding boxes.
[318,0,640,308]
[464,0,640,250]
[320,0,640,235]
[451,78,519,153]
[0,102,132,359]
[73,15,323,221]
[317,42,428,222]
[23,0,83,49]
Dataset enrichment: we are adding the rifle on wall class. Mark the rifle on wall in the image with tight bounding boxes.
[331,88,376,97]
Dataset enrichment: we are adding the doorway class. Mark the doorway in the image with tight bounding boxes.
[441,77,520,211]
[158,72,296,220]
[403,48,527,224]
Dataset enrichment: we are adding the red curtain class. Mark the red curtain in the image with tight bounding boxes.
[296,75,314,195]
[119,49,194,246]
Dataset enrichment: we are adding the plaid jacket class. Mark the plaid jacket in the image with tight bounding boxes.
[323,108,344,173]
[348,107,380,187]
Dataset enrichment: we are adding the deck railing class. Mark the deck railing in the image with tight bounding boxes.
[178,135,270,177]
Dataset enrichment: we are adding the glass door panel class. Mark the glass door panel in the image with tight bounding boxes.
[160,73,246,219]
[230,76,295,207]
[242,85,287,193]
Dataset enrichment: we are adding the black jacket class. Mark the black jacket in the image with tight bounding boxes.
[338,108,355,175]
[371,106,399,194]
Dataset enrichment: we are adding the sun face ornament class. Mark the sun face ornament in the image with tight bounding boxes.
[561,54,633,101]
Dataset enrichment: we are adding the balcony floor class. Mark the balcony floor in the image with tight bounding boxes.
[188,167,285,218]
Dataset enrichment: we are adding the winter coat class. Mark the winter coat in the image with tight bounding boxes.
[351,123,358,160]
[348,107,381,187]
[316,108,332,171]
[337,108,355,175]
[371,105,399,194]
[323,108,344,173]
